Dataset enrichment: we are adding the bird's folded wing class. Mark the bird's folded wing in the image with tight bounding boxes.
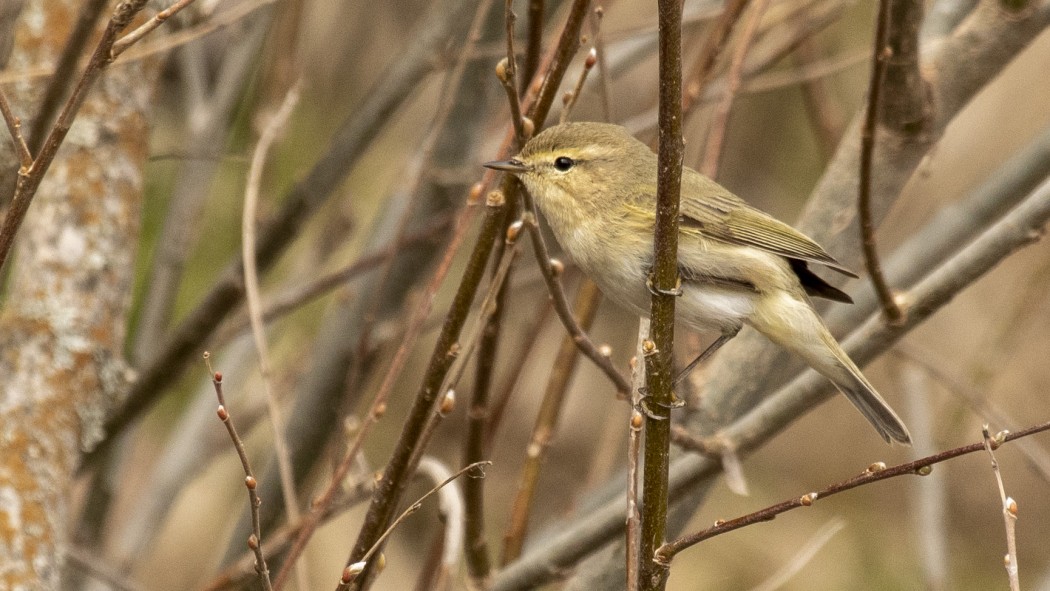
[678,177,858,278]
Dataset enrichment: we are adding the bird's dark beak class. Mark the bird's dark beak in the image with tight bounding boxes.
[484,158,529,174]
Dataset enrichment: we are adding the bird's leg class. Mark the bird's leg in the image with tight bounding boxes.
[673,329,739,386]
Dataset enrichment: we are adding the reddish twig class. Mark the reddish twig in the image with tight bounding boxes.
[559,47,597,124]
[656,420,1050,562]
[206,354,273,591]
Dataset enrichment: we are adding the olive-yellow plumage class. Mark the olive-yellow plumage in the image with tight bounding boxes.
[486,122,910,444]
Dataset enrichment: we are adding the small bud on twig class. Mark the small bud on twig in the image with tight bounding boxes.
[495,57,510,83]
[439,389,456,415]
[506,219,524,243]
[521,117,535,139]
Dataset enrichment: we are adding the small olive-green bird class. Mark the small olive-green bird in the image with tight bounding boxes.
[485,122,910,444]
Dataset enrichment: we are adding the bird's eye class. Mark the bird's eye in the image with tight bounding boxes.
[553,156,575,172]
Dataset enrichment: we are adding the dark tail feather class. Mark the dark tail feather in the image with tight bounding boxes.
[833,366,912,444]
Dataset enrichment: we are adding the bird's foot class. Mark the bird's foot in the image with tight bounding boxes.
[646,275,682,297]
[636,386,685,419]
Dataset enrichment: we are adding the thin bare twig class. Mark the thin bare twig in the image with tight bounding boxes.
[858,0,904,323]
[206,355,273,591]
[626,325,648,591]
[200,478,374,591]
[680,0,751,121]
[747,519,845,591]
[590,6,613,122]
[0,88,30,168]
[216,217,452,345]
[528,0,591,129]
[414,457,467,591]
[112,0,199,57]
[483,296,553,448]
[462,236,525,585]
[560,47,597,124]
[519,207,631,395]
[983,425,1021,591]
[0,0,157,272]
[655,420,1050,562]
[500,0,528,144]
[241,82,304,589]
[441,239,523,398]
[338,462,491,590]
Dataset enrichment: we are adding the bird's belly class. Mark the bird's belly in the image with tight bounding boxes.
[677,284,755,333]
[591,272,755,335]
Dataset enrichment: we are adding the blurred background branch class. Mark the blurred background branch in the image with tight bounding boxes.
[0,1,1048,590]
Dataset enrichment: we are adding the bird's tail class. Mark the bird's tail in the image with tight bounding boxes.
[751,294,911,444]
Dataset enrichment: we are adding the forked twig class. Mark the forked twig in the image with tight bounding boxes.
[337,462,491,589]
[983,425,1020,591]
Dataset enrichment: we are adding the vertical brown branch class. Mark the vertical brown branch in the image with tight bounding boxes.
[859,0,904,324]
[639,0,684,589]
[528,0,590,127]
[523,0,545,84]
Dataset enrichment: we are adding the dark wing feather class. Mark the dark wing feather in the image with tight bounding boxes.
[789,260,853,303]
